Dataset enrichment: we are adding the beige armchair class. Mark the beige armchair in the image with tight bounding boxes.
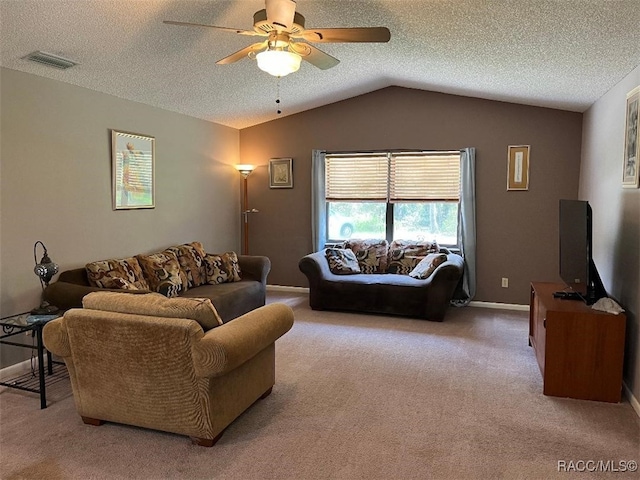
[43,292,294,446]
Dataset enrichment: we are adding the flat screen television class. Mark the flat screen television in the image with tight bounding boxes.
[558,199,607,305]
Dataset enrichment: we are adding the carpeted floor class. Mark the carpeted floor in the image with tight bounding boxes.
[1,292,638,479]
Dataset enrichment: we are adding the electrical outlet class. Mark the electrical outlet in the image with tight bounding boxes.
[501,277,509,288]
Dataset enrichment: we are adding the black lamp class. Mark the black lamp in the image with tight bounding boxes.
[31,241,60,315]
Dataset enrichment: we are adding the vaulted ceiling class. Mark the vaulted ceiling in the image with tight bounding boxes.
[2,0,639,129]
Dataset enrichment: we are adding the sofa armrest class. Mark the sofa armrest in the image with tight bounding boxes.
[191,303,293,378]
[238,255,271,284]
[298,250,334,285]
[43,317,71,358]
[433,253,465,281]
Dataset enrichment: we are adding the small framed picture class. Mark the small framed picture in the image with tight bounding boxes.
[269,158,293,189]
[111,130,155,209]
[507,145,530,191]
[623,86,639,188]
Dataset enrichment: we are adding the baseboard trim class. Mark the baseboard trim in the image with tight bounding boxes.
[623,381,640,418]
[267,285,310,293]
[469,301,529,311]
[0,358,32,380]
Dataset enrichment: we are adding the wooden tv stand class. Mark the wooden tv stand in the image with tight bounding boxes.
[529,282,626,403]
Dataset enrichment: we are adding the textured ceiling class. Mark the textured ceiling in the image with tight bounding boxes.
[2,0,639,129]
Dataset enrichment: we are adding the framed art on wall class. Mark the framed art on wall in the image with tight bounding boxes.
[507,145,530,191]
[269,158,293,188]
[111,130,155,209]
[623,86,640,188]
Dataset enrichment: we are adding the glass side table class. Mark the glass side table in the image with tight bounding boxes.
[0,312,66,409]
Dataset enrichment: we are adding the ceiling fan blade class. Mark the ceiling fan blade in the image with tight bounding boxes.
[297,27,391,43]
[163,20,258,36]
[291,43,340,70]
[216,42,267,65]
[265,0,296,30]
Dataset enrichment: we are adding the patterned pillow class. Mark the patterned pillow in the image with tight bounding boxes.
[222,251,242,282]
[388,239,440,275]
[342,239,389,273]
[203,251,242,285]
[325,248,361,274]
[409,253,448,279]
[85,257,149,290]
[136,251,187,298]
[165,242,207,288]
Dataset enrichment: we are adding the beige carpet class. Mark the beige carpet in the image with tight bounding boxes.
[1,293,638,479]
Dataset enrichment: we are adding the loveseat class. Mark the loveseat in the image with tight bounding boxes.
[43,242,270,323]
[299,239,464,321]
[43,291,294,446]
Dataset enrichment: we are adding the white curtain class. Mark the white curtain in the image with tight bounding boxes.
[452,147,476,306]
[311,150,326,252]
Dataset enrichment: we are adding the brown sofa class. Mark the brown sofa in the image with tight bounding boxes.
[44,253,270,323]
[43,292,294,446]
[299,239,464,321]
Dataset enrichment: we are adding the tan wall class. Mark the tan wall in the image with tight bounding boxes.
[581,65,640,405]
[0,68,240,367]
[240,87,583,304]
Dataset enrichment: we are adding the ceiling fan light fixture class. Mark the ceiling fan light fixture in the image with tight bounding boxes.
[256,49,301,77]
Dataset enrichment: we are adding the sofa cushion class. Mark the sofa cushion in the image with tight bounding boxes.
[325,248,361,274]
[203,252,242,285]
[82,291,223,330]
[136,251,187,298]
[342,239,389,273]
[85,257,149,290]
[165,242,207,288]
[387,239,440,275]
[409,253,448,279]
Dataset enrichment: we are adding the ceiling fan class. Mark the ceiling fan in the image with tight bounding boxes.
[163,0,391,77]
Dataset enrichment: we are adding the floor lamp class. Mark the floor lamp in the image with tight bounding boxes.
[235,164,257,255]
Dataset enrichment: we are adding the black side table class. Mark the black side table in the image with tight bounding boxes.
[0,312,66,408]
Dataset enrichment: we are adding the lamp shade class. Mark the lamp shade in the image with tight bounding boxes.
[256,50,301,77]
[33,242,59,287]
[31,241,60,315]
[235,164,255,177]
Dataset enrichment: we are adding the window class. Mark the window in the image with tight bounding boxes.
[324,151,461,245]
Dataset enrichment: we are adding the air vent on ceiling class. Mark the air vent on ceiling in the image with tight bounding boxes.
[22,51,78,70]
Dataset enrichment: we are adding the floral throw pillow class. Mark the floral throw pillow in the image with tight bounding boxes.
[342,239,389,273]
[409,253,448,280]
[165,242,207,288]
[136,251,187,298]
[325,248,361,275]
[388,239,440,275]
[85,257,149,290]
[203,251,242,285]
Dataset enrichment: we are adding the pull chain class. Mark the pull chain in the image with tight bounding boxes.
[276,77,282,115]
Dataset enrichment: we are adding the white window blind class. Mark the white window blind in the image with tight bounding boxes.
[390,153,460,202]
[325,151,460,202]
[325,154,388,201]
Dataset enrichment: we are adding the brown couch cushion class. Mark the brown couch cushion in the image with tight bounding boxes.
[85,257,149,290]
[342,239,389,273]
[387,239,440,275]
[325,248,361,274]
[409,253,448,279]
[203,252,241,285]
[82,291,223,329]
[136,251,187,297]
[165,242,207,288]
